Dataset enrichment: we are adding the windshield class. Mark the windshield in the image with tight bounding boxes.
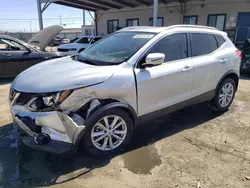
[75,37,92,44]
[77,32,155,65]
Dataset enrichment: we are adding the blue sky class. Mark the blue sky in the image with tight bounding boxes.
[0,0,92,32]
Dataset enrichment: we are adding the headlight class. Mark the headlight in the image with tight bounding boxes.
[27,90,72,111]
[43,92,60,107]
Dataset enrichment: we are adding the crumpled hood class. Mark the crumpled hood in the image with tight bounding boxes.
[58,43,89,49]
[12,56,114,93]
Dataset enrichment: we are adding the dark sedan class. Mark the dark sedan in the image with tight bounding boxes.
[0,26,65,78]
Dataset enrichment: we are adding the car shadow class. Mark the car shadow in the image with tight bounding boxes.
[0,102,223,187]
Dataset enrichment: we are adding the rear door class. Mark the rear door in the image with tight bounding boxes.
[190,33,227,97]
[0,38,43,77]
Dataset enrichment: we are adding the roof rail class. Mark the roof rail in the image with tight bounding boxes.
[166,24,218,31]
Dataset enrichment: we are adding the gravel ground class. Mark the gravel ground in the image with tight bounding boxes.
[0,77,250,188]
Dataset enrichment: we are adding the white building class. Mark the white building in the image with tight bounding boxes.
[40,0,250,44]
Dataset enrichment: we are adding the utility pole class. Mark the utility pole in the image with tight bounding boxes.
[29,21,32,33]
[59,16,62,26]
[153,0,158,26]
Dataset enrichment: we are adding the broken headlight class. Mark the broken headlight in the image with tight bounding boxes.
[26,90,72,111]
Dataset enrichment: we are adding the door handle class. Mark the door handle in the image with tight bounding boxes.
[219,59,227,64]
[182,66,192,72]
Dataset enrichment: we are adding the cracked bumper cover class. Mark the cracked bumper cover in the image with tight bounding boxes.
[11,105,85,154]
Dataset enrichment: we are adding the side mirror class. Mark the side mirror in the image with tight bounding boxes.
[142,53,165,67]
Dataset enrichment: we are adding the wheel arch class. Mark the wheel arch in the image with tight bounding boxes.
[216,71,239,92]
[83,99,137,127]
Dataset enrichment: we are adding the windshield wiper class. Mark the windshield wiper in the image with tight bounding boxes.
[76,57,98,65]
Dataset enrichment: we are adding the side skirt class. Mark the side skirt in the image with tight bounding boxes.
[136,90,215,125]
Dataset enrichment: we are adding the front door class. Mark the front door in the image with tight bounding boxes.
[135,33,194,116]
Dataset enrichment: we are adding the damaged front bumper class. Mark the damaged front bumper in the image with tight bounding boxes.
[11,105,85,154]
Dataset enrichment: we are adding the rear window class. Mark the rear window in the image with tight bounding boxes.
[214,35,226,48]
[191,33,217,56]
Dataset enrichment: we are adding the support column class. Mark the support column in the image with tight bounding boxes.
[94,11,98,36]
[153,0,158,26]
[37,0,43,30]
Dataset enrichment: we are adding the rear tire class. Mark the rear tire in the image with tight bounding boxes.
[211,78,236,112]
[83,108,134,156]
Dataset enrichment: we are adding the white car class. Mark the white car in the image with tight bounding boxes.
[10,25,241,155]
[57,36,102,55]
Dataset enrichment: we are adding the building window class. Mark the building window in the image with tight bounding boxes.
[126,18,139,27]
[149,17,164,27]
[207,14,226,30]
[183,15,198,25]
[107,20,119,34]
[85,29,92,36]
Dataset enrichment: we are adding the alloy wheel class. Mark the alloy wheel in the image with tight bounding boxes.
[91,115,127,151]
[219,83,234,107]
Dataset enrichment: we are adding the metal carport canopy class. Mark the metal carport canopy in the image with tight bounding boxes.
[38,0,181,30]
[42,0,179,12]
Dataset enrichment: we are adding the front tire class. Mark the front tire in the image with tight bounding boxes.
[212,78,236,112]
[83,108,134,156]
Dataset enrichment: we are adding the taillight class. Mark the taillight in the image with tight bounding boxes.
[236,50,242,60]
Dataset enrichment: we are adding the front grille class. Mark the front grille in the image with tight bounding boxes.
[58,48,69,52]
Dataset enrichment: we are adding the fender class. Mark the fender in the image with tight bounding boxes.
[216,70,239,92]
[85,101,137,126]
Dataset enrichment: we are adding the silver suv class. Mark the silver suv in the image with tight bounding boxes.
[9,25,241,155]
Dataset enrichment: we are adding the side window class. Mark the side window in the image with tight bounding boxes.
[0,38,27,51]
[214,35,226,48]
[191,33,217,56]
[149,34,188,62]
[90,37,102,44]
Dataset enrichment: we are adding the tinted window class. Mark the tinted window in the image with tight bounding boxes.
[215,35,225,47]
[149,34,188,62]
[191,33,217,56]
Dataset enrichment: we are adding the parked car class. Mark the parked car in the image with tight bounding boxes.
[48,37,71,46]
[239,39,250,75]
[57,36,102,55]
[9,25,241,156]
[0,25,65,77]
[70,37,79,43]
